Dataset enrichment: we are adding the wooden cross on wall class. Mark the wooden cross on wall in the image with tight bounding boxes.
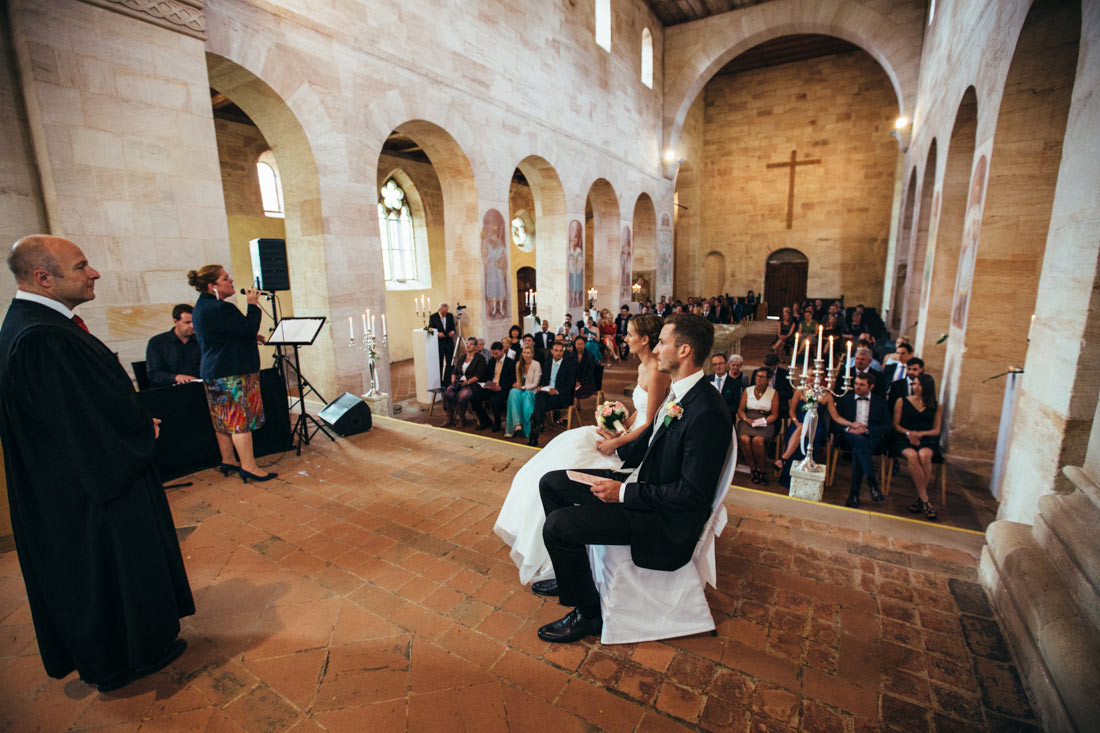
[767,149,821,229]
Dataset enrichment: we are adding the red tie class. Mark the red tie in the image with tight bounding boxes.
[71,314,90,333]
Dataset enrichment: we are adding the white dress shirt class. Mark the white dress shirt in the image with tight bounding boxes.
[713,373,726,392]
[15,290,74,319]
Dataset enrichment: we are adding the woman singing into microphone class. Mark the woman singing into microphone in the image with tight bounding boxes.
[188,265,276,482]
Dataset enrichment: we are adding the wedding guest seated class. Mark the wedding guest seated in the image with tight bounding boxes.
[891,373,943,521]
[701,301,718,323]
[522,333,543,362]
[798,305,819,338]
[828,301,846,332]
[473,341,515,431]
[528,341,577,446]
[737,367,779,485]
[598,309,617,362]
[843,307,866,340]
[533,320,554,353]
[145,303,201,387]
[557,314,578,339]
[614,305,631,359]
[571,336,597,400]
[709,352,740,415]
[442,337,487,428]
[822,313,843,341]
[881,336,912,369]
[771,306,797,356]
[776,388,833,486]
[477,337,490,362]
[848,345,883,383]
[581,317,602,363]
[812,298,827,322]
[881,341,914,388]
[827,372,889,507]
[764,351,793,418]
[888,356,925,410]
[728,354,750,397]
[505,345,541,438]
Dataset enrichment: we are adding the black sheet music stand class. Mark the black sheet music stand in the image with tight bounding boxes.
[267,316,334,455]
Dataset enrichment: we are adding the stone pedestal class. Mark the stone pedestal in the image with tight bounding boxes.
[411,330,441,404]
[362,392,391,418]
[789,464,825,501]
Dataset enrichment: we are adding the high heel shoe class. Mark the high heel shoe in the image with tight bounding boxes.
[217,463,240,476]
[239,469,277,483]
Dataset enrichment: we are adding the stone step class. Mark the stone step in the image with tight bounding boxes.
[1062,465,1100,512]
[1034,490,1100,632]
[981,520,1100,733]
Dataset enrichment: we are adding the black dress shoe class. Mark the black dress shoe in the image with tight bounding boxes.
[869,484,885,502]
[537,608,602,643]
[844,493,860,508]
[531,579,558,597]
[527,432,540,447]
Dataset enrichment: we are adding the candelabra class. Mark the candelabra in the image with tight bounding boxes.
[361,328,388,397]
[787,353,852,472]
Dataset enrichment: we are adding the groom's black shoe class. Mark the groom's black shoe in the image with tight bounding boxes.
[527,429,540,447]
[537,608,602,643]
[531,579,558,597]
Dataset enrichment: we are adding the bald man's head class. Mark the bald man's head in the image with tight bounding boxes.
[9,235,100,308]
[8,235,63,283]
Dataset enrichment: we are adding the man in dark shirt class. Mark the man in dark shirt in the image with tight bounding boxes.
[145,304,201,387]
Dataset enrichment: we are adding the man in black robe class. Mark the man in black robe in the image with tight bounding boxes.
[0,235,194,692]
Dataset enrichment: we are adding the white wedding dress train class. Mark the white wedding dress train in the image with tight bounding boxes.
[493,385,649,584]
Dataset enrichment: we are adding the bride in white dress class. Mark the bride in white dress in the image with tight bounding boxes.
[494,314,670,584]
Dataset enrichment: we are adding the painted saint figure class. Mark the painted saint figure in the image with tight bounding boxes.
[483,209,509,320]
[567,220,584,309]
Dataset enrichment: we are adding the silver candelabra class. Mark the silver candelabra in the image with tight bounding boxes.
[349,329,388,397]
[787,356,852,471]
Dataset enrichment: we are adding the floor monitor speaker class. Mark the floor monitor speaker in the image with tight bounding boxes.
[318,392,372,436]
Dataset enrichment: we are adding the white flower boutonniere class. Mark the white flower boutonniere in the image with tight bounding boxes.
[663,400,684,428]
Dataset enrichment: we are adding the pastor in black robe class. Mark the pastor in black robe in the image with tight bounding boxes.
[0,297,194,686]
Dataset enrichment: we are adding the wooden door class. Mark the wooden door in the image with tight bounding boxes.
[764,261,807,316]
[516,267,536,318]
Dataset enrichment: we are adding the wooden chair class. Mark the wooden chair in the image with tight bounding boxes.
[825,433,888,489]
[883,454,948,505]
[426,387,445,416]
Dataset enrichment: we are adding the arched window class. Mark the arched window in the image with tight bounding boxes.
[641,28,653,88]
[256,150,284,218]
[595,0,611,52]
[378,178,417,283]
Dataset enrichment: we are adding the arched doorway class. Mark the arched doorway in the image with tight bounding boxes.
[632,193,657,304]
[585,178,621,311]
[764,248,808,316]
[516,266,536,318]
[514,156,566,325]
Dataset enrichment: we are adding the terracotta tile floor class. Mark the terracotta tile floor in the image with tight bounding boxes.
[0,420,1036,732]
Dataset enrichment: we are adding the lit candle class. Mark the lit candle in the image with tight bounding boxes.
[803,338,810,376]
[845,340,853,380]
[382,314,387,337]
[816,325,823,361]
[532,290,537,305]
[348,316,353,341]
[362,312,367,336]
[427,297,431,312]
[829,335,834,370]
[790,335,799,370]
[371,314,376,335]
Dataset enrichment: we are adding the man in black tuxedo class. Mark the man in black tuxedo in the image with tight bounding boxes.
[709,352,740,416]
[532,315,732,642]
[427,303,456,381]
[888,356,924,411]
[828,372,890,507]
[614,305,631,359]
[528,341,577,446]
[533,319,554,353]
[472,341,515,431]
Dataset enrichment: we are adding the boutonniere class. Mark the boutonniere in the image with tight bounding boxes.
[663,400,684,427]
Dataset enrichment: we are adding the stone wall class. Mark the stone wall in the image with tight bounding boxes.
[699,49,898,306]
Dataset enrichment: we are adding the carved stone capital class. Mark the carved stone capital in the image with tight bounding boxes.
[76,0,205,40]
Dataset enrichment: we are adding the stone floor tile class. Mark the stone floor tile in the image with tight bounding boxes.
[499,685,588,732]
[310,699,406,733]
[408,680,508,732]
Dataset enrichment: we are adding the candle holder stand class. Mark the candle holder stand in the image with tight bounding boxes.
[787,357,852,472]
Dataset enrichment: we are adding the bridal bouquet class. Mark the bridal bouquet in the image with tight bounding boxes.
[596,401,629,435]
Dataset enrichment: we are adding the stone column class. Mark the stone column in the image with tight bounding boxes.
[8,0,230,369]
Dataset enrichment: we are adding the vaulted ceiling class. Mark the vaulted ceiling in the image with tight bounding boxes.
[640,0,776,26]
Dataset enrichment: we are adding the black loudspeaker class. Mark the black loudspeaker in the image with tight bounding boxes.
[319,392,372,436]
[249,238,290,291]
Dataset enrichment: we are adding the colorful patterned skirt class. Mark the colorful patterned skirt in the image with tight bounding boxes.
[204,372,265,434]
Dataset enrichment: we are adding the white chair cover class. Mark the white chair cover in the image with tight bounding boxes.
[588,435,739,644]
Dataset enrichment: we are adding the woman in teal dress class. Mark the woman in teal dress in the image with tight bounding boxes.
[505,345,542,438]
[582,317,603,363]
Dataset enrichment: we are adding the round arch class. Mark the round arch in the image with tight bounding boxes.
[585,178,621,311]
[514,155,566,326]
[631,193,657,303]
[662,0,920,162]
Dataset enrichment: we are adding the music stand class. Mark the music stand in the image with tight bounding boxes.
[267,317,334,454]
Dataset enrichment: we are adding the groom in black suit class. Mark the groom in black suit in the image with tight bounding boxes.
[533,314,733,642]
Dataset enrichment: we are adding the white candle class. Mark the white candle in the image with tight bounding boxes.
[348,316,353,340]
[361,312,367,335]
[371,314,376,335]
[427,297,431,312]
[803,338,810,376]
[532,290,537,305]
[816,325,823,361]
[845,340,853,380]
[790,335,799,370]
[382,314,387,337]
[829,335,834,369]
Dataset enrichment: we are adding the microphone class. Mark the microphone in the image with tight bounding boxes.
[240,288,272,295]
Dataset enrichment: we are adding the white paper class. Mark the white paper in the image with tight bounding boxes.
[268,317,325,344]
[567,470,607,486]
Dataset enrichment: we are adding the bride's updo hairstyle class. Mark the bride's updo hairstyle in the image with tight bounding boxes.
[187,264,222,293]
[630,313,663,351]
